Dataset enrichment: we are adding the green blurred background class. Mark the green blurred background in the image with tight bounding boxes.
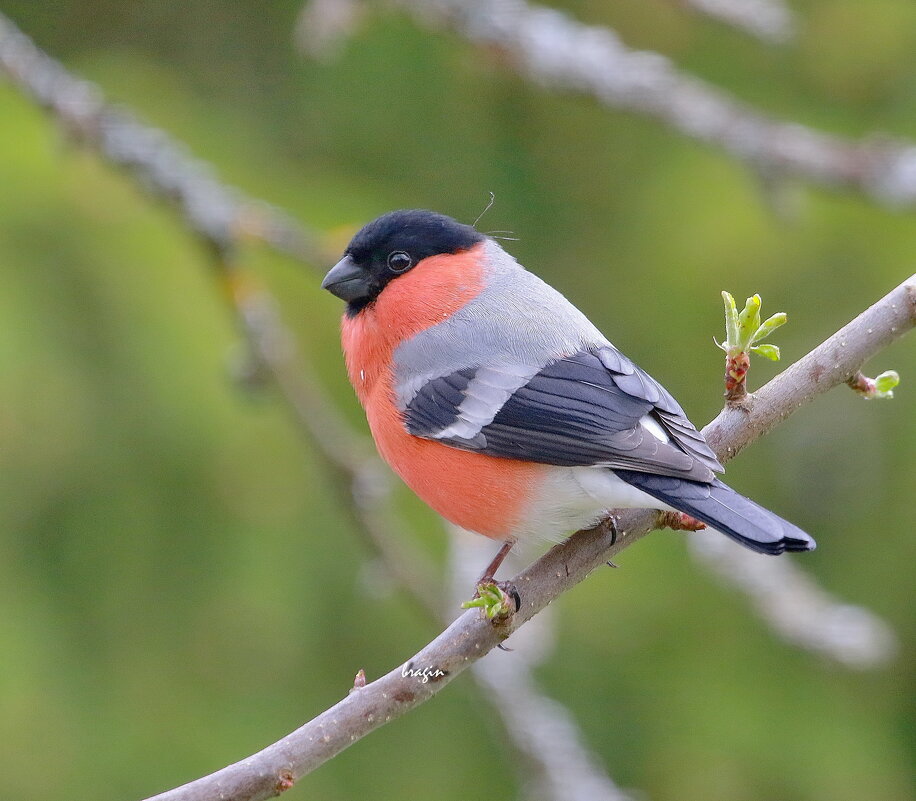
[0,2,913,799]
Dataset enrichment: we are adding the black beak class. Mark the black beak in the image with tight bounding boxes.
[321,256,371,303]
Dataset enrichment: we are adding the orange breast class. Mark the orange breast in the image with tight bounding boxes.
[366,372,546,539]
[339,243,546,539]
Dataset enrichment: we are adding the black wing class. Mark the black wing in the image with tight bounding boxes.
[613,472,815,554]
[404,346,723,482]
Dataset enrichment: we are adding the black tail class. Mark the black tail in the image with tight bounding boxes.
[613,471,816,555]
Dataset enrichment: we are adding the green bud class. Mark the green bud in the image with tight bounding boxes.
[753,312,787,344]
[737,294,762,347]
[722,291,739,348]
[750,343,781,361]
[718,290,787,395]
[461,583,512,618]
[873,370,900,398]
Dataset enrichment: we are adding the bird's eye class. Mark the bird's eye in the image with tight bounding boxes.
[387,251,412,273]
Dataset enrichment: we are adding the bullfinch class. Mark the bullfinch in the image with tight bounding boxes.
[322,209,814,582]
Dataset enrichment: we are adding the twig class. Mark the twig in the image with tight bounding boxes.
[0,11,328,264]
[448,529,638,801]
[688,532,898,668]
[676,0,795,43]
[702,275,915,459]
[384,0,916,207]
[142,275,915,801]
[845,368,900,400]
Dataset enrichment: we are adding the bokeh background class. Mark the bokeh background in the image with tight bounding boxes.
[0,2,913,799]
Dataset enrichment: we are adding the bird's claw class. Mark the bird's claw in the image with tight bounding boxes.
[498,581,522,613]
[592,513,619,545]
[605,514,619,546]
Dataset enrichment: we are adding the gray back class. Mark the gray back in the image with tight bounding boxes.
[392,239,609,408]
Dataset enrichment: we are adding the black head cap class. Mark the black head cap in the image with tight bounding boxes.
[322,209,484,315]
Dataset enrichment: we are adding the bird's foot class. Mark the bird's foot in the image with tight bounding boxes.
[659,511,707,532]
[462,580,521,620]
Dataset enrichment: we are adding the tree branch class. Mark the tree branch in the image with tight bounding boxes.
[0,11,328,264]
[702,276,915,458]
[448,528,638,801]
[675,0,795,43]
[689,533,898,668]
[380,0,916,207]
[142,275,915,800]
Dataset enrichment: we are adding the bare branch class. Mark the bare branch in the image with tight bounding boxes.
[0,11,327,264]
[385,0,916,208]
[677,0,795,43]
[689,533,898,668]
[143,275,915,800]
[449,529,638,801]
[295,0,367,60]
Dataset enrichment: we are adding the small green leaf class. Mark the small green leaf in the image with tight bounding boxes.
[753,312,787,344]
[737,295,762,348]
[874,370,900,395]
[722,291,739,348]
[461,583,513,618]
[750,343,781,361]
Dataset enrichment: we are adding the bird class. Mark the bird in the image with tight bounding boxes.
[322,209,815,587]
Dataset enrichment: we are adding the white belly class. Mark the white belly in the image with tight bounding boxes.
[511,465,676,543]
